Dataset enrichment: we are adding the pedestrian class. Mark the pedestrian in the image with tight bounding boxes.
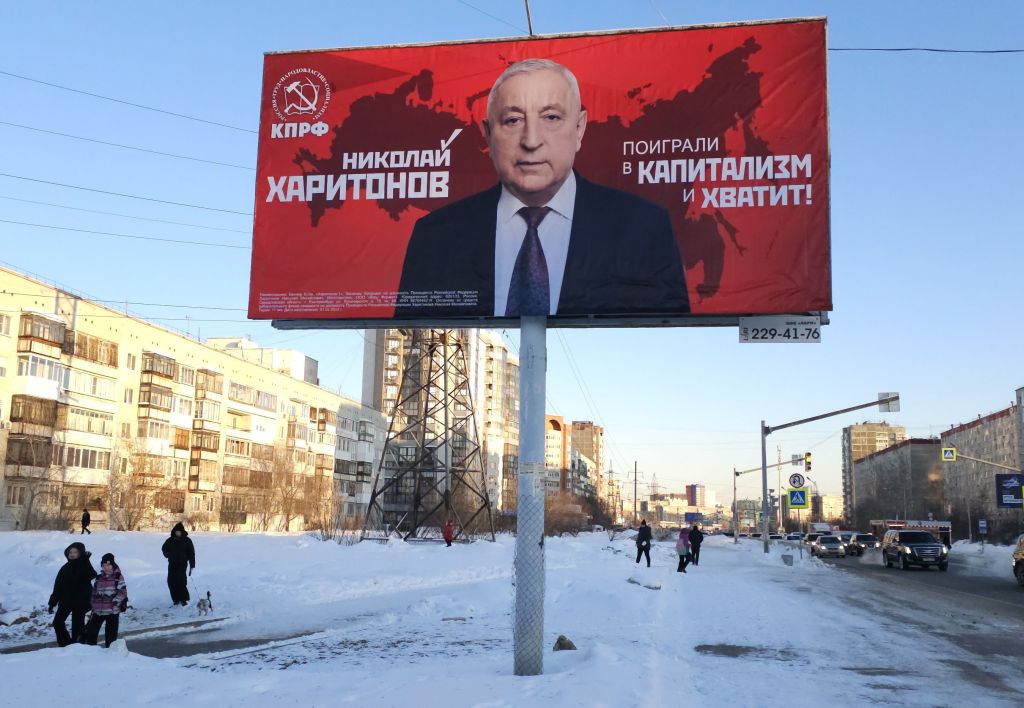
[688,523,705,566]
[83,553,127,648]
[161,522,195,606]
[48,541,97,647]
[635,519,652,567]
[443,518,455,547]
[80,508,91,535]
[676,527,691,573]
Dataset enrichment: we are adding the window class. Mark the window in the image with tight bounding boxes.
[252,443,273,461]
[65,369,116,400]
[192,431,220,452]
[142,352,175,377]
[386,354,399,366]
[124,388,133,404]
[207,496,215,512]
[384,385,398,399]
[174,365,195,386]
[173,428,190,449]
[228,382,277,411]
[223,466,249,486]
[196,369,223,394]
[0,357,6,377]
[195,399,221,422]
[121,422,131,438]
[171,459,188,479]
[10,395,58,425]
[19,314,65,345]
[60,406,114,436]
[338,438,353,453]
[52,444,111,470]
[17,354,68,384]
[226,410,251,431]
[5,436,53,466]
[63,331,118,367]
[173,396,193,417]
[139,383,172,411]
[137,419,171,440]
[191,496,201,512]
[225,438,250,456]
[5,485,25,506]
[0,313,11,336]
[196,459,219,483]
[222,495,245,512]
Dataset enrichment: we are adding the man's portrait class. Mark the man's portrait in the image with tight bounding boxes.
[396,58,689,318]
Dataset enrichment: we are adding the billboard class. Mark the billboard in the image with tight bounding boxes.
[249,18,830,327]
[995,473,1023,508]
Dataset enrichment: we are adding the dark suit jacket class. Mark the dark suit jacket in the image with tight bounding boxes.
[396,174,689,318]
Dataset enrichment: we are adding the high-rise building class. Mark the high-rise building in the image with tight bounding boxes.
[841,422,907,526]
[849,438,944,530]
[544,414,569,495]
[0,266,385,533]
[686,483,706,507]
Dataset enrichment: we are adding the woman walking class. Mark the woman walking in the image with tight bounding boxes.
[676,527,692,573]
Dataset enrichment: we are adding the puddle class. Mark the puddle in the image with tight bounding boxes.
[694,643,798,661]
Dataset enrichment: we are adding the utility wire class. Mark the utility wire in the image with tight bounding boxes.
[0,173,253,215]
[0,291,245,311]
[0,70,257,133]
[0,219,249,250]
[830,47,1024,54]
[0,121,254,171]
[456,0,528,34]
[0,195,250,234]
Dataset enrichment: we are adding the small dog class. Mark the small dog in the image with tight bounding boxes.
[196,591,213,616]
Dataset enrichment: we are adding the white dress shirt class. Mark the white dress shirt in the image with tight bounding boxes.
[494,172,576,317]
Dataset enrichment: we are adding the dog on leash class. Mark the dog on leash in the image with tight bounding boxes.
[196,591,213,616]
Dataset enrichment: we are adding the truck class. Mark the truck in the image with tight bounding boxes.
[807,522,833,534]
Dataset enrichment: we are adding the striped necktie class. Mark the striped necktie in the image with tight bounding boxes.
[505,206,551,317]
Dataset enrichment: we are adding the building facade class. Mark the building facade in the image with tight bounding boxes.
[940,392,1023,542]
[841,422,907,527]
[849,438,944,531]
[0,266,384,533]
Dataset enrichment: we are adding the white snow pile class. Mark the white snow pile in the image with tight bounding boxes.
[950,539,1019,578]
[0,531,1016,707]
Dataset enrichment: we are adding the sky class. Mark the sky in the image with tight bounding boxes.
[1,1,1022,508]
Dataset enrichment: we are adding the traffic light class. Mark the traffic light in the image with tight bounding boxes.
[804,452,812,472]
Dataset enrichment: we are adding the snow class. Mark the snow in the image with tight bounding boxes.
[950,539,1019,578]
[0,530,1020,707]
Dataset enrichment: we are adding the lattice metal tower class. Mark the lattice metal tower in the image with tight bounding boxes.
[362,329,495,542]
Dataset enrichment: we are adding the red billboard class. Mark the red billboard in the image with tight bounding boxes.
[249,18,830,327]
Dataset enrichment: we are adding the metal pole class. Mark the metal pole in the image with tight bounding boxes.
[633,461,638,526]
[514,316,546,676]
[523,0,534,35]
[442,331,451,513]
[733,468,738,544]
[761,421,770,553]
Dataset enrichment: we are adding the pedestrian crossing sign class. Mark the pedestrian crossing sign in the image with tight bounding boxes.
[788,488,809,509]
[941,447,957,462]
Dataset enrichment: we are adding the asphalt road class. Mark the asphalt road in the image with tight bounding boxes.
[810,547,1024,624]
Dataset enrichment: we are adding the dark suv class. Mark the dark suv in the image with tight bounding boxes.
[1013,534,1024,587]
[881,530,948,571]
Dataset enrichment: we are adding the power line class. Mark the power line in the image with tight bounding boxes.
[830,47,1024,54]
[0,173,253,215]
[0,308,249,322]
[0,120,254,171]
[0,291,245,311]
[0,195,250,234]
[0,69,257,133]
[456,0,528,34]
[0,219,249,250]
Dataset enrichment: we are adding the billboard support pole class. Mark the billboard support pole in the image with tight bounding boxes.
[514,315,546,676]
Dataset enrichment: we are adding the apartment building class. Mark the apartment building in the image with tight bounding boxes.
[841,422,907,526]
[0,266,384,532]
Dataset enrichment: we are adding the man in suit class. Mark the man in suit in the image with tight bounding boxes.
[397,58,688,318]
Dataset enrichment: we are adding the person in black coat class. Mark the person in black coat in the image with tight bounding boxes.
[80,508,91,535]
[688,524,705,566]
[48,541,97,646]
[635,519,653,567]
[161,522,196,606]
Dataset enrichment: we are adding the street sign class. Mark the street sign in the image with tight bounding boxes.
[995,474,1024,508]
[941,447,957,462]
[738,315,821,343]
[789,473,806,488]
[877,392,900,412]
[791,454,803,466]
[979,519,987,535]
[788,488,809,509]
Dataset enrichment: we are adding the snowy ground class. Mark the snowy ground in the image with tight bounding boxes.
[1,530,1022,707]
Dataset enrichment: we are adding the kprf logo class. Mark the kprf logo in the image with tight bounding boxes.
[271,68,331,121]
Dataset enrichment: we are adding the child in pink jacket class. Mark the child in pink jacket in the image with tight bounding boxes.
[84,553,128,647]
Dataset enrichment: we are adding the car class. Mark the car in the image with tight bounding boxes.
[847,533,878,556]
[804,532,825,545]
[738,533,750,538]
[1013,534,1024,587]
[881,530,949,571]
[786,533,802,541]
[810,535,846,558]
[837,531,855,545]
[750,532,763,539]
[769,533,784,540]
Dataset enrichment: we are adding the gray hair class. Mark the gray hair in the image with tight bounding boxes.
[486,58,582,117]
